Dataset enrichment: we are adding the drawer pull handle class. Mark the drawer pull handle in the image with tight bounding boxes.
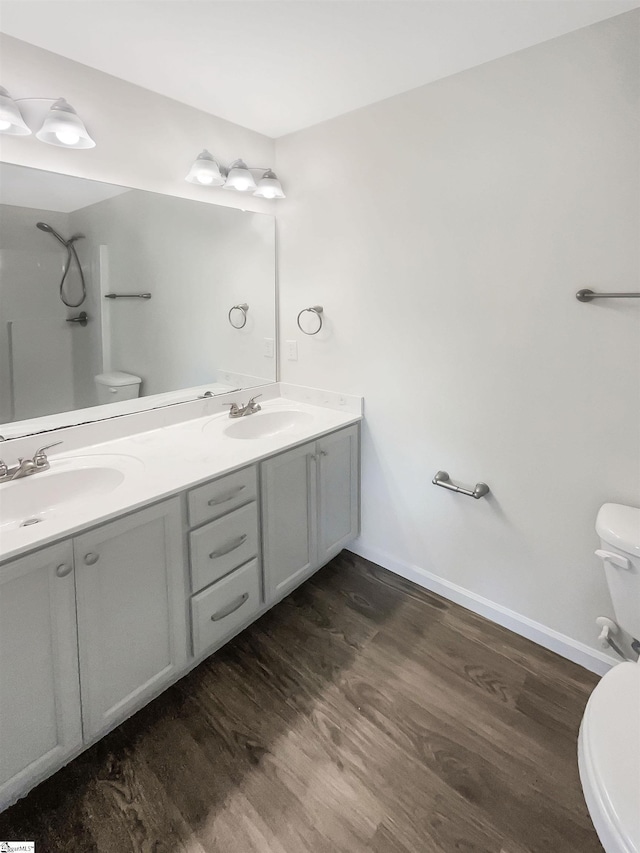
[210,592,249,621]
[84,552,100,565]
[207,485,246,506]
[209,534,248,560]
[56,563,72,578]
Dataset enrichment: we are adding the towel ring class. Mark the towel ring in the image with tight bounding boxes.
[297,305,324,336]
[228,303,249,329]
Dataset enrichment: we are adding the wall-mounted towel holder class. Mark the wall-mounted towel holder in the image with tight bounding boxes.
[432,470,490,500]
[104,293,152,299]
[228,303,249,329]
[576,289,640,302]
[297,305,323,335]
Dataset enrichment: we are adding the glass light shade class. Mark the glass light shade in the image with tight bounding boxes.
[254,169,285,199]
[185,149,225,186]
[36,98,95,149]
[224,159,257,192]
[0,87,31,136]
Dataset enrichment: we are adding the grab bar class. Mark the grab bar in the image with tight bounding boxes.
[432,470,490,500]
[576,289,640,302]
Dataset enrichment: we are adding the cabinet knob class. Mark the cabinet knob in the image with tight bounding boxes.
[84,552,100,565]
[56,563,72,578]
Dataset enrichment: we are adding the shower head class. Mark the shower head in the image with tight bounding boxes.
[36,221,69,246]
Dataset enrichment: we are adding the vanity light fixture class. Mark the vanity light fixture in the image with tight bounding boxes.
[224,159,257,192]
[185,149,225,186]
[0,87,31,135]
[0,89,95,148]
[185,151,286,198]
[254,169,286,200]
[35,98,95,148]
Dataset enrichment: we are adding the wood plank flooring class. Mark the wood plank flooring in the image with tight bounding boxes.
[0,551,602,853]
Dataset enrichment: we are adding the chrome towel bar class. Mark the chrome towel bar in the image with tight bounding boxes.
[432,471,490,500]
[576,289,640,302]
[104,292,152,299]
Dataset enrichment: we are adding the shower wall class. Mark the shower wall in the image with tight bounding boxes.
[0,204,99,422]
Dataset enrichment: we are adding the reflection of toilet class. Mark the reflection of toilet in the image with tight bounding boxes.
[578,503,640,853]
[94,371,142,404]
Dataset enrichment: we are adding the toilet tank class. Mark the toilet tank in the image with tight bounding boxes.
[94,371,142,404]
[596,503,640,640]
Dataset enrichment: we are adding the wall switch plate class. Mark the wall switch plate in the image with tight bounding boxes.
[264,337,274,358]
[286,340,298,361]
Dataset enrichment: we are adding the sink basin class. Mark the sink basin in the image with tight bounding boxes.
[0,454,142,532]
[222,410,313,440]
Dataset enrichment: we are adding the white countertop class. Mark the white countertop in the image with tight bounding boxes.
[0,388,362,563]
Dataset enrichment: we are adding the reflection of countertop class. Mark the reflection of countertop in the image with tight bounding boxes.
[0,386,363,563]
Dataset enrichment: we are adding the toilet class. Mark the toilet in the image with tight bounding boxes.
[94,371,142,404]
[578,503,640,853]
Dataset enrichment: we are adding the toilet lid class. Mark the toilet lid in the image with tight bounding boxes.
[581,662,640,853]
[95,371,142,387]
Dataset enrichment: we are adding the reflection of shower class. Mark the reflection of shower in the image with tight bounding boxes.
[36,221,87,308]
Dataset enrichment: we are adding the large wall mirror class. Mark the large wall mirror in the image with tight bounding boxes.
[0,163,277,439]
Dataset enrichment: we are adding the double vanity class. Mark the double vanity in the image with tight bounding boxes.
[0,385,362,810]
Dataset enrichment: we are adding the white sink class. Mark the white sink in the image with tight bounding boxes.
[0,454,143,532]
[221,409,314,440]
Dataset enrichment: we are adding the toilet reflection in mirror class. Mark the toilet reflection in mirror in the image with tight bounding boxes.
[0,163,277,439]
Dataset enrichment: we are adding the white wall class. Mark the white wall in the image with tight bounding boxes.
[276,11,640,664]
[0,34,275,214]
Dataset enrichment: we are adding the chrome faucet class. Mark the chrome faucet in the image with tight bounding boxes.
[225,395,262,419]
[0,441,63,482]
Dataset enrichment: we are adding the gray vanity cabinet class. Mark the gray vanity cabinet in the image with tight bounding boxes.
[0,542,82,809]
[73,499,188,740]
[261,424,360,603]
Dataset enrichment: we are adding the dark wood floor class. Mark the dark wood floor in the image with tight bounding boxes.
[0,551,602,853]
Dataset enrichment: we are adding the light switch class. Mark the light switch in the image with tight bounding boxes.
[286,340,298,361]
[264,337,274,358]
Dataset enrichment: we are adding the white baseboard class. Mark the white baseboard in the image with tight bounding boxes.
[348,541,616,676]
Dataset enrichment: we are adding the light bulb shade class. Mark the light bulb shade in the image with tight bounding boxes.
[36,98,95,148]
[224,159,257,192]
[185,149,225,186]
[253,169,286,199]
[0,86,31,136]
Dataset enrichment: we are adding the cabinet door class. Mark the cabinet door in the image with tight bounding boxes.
[0,542,82,809]
[262,441,317,603]
[74,499,187,740]
[317,425,360,564]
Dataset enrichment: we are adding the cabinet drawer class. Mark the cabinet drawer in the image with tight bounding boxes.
[191,559,261,657]
[188,466,257,526]
[190,502,258,592]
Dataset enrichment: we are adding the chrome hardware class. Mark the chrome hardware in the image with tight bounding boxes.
[84,552,100,565]
[296,305,324,335]
[0,440,62,481]
[66,311,89,326]
[228,303,249,329]
[104,292,152,299]
[209,534,247,560]
[225,395,262,418]
[207,485,246,506]
[210,592,249,621]
[199,391,214,398]
[33,441,63,469]
[576,289,640,302]
[310,454,319,462]
[56,563,73,578]
[319,450,328,457]
[432,470,490,500]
